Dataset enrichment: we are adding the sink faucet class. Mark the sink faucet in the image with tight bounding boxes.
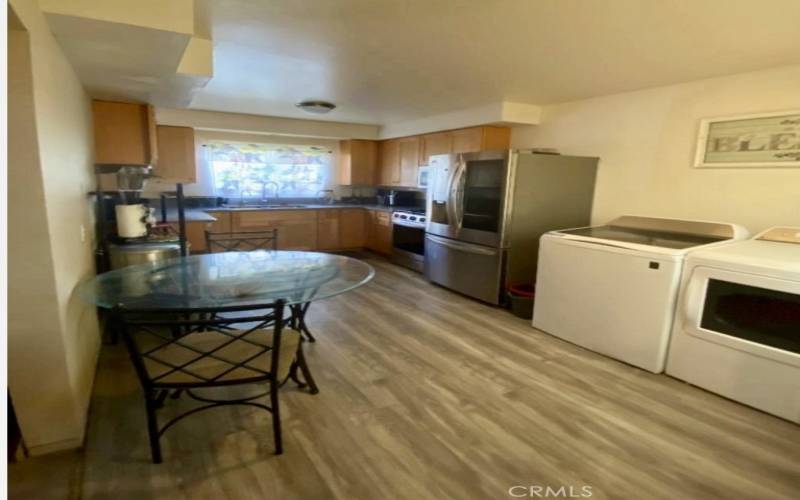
[261,181,280,202]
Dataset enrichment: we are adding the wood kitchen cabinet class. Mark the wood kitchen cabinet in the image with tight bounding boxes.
[339,140,378,185]
[168,221,211,253]
[92,100,157,165]
[378,126,510,185]
[317,209,341,250]
[340,209,367,248]
[398,136,421,187]
[205,211,232,234]
[366,209,393,255]
[378,139,401,185]
[419,131,452,165]
[318,208,368,250]
[155,125,196,183]
[451,126,511,154]
[232,210,318,250]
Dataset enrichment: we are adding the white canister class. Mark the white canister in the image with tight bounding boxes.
[115,204,151,238]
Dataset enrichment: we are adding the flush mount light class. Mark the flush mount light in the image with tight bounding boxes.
[295,100,336,114]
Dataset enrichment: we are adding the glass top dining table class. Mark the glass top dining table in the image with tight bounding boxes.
[79,251,375,310]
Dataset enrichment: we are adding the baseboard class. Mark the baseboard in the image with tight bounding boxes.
[26,437,83,457]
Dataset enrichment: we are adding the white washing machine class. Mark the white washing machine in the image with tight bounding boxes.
[532,215,749,373]
[666,227,800,423]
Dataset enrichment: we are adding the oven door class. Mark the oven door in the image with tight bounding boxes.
[392,222,425,272]
[682,266,800,367]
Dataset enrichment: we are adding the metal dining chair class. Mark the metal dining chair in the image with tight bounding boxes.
[114,301,318,463]
[204,228,317,342]
[205,229,279,253]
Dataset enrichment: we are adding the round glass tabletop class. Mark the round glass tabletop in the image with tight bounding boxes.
[79,251,375,310]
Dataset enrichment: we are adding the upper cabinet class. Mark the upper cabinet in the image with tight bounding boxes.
[398,136,421,186]
[92,100,157,166]
[338,139,377,185]
[451,126,511,155]
[155,125,197,183]
[378,139,401,185]
[376,125,511,187]
[419,131,452,165]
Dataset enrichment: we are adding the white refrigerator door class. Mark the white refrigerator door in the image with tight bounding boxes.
[532,235,682,373]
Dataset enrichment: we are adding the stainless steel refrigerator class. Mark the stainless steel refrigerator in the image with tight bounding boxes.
[424,150,598,304]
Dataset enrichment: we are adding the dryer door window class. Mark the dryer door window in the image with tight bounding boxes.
[701,279,800,354]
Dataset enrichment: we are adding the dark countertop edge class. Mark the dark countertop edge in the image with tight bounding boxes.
[203,204,400,213]
[163,204,403,223]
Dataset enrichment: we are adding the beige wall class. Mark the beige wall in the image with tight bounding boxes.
[511,65,800,233]
[8,0,101,455]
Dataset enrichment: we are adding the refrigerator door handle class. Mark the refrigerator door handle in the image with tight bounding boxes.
[425,234,498,256]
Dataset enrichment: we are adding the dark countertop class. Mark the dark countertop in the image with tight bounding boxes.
[162,210,218,223]
[162,204,402,223]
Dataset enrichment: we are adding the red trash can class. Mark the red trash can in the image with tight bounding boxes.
[507,284,535,319]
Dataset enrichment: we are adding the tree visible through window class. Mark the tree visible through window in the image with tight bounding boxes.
[207,141,331,198]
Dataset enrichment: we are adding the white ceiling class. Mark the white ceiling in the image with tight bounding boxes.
[188,0,800,125]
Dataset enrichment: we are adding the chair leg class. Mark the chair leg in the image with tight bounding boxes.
[269,379,283,455]
[296,343,319,395]
[144,391,163,464]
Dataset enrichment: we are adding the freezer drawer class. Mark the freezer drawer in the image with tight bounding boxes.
[532,235,682,372]
[424,234,503,304]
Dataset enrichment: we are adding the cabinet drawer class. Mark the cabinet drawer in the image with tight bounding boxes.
[233,209,316,230]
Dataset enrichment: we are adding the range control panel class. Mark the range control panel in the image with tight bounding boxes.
[392,211,427,228]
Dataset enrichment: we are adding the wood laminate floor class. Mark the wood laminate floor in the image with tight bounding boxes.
[26,255,800,499]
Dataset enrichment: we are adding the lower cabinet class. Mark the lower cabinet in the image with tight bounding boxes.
[232,210,318,250]
[202,208,386,253]
[318,208,368,250]
[340,209,367,248]
[169,221,211,253]
[366,209,392,255]
[317,209,341,250]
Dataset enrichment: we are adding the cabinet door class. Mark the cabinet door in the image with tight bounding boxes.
[379,139,401,185]
[92,100,157,165]
[399,136,421,187]
[340,209,367,248]
[317,209,341,250]
[339,140,377,185]
[204,211,231,253]
[420,132,452,165]
[367,210,392,255]
[451,127,484,154]
[279,216,318,250]
[376,211,393,255]
[155,126,196,183]
[169,221,210,253]
[233,210,318,250]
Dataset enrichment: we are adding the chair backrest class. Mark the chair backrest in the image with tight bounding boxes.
[114,301,288,388]
[205,229,279,253]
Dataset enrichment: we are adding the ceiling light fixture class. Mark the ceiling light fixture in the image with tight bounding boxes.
[295,100,336,114]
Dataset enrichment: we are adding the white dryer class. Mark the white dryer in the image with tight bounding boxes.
[666,227,800,423]
[532,216,749,373]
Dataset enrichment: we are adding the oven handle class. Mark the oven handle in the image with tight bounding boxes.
[425,234,498,256]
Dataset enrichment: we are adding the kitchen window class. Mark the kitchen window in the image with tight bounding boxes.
[207,141,332,198]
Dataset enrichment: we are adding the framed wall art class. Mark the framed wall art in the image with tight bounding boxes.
[694,110,800,168]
